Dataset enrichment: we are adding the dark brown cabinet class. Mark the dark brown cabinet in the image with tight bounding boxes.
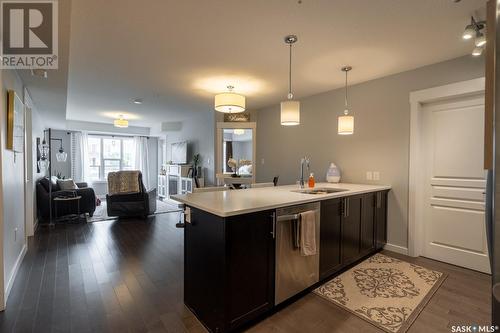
[184,208,274,333]
[319,198,342,279]
[341,195,363,265]
[360,192,376,255]
[319,191,388,280]
[375,191,388,250]
[225,212,275,330]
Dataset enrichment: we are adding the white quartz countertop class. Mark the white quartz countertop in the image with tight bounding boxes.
[172,183,391,217]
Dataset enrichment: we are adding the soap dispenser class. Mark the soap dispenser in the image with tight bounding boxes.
[326,163,341,183]
[308,173,315,188]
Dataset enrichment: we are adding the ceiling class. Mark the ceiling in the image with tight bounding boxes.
[23,0,487,129]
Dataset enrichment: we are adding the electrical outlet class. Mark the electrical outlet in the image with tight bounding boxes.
[366,171,373,181]
[373,171,380,181]
[14,227,18,241]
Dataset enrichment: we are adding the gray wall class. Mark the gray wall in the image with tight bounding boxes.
[166,111,216,185]
[0,70,27,303]
[256,55,484,249]
[50,130,71,179]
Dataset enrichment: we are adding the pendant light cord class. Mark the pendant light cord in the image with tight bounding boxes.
[288,43,292,98]
[344,69,348,109]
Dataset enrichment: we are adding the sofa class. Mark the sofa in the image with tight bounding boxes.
[36,176,97,222]
[106,170,157,218]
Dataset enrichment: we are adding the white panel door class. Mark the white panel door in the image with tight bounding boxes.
[422,94,490,273]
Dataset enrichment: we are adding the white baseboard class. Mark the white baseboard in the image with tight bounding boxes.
[384,243,409,255]
[5,243,27,302]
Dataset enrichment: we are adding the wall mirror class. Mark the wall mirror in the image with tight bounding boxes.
[216,122,256,186]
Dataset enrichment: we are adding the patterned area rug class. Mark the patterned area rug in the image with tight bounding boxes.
[87,199,182,222]
[313,253,446,333]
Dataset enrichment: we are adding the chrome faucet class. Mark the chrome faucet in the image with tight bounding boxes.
[299,157,310,188]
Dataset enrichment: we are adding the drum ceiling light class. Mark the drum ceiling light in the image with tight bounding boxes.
[214,85,246,113]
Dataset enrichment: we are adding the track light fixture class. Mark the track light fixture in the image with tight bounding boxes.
[462,16,486,56]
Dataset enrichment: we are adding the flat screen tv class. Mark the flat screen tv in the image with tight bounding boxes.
[171,141,188,164]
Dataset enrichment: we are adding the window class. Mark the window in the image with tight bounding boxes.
[86,135,136,181]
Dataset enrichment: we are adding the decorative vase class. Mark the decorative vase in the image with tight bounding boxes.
[326,163,341,183]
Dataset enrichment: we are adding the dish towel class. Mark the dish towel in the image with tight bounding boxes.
[299,210,317,256]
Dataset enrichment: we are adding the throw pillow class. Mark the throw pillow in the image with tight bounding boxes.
[57,179,78,190]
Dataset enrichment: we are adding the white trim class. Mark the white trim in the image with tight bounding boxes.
[4,244,27,303]
[408,77,485,257]
[384,243,409,255]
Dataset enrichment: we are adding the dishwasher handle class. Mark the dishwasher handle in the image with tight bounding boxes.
[293,218,301,249]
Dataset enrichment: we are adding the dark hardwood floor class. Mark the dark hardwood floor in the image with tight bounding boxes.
[0,213,491,333]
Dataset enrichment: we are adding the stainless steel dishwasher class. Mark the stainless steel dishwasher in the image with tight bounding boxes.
[275,202,320,305]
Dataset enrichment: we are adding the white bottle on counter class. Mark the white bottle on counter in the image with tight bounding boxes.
[326,163,341,183]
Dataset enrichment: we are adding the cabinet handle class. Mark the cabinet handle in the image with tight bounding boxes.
[271,212,276,239]
[346,198,349,217]
[376,192,382,209]
[343,198,349,218]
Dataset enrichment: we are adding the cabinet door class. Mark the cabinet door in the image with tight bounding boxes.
[225,211,275,330]
[320,198,342,279]
[375,191,388,250]
[360,193,376,255]
[184,208,226,331]
[341,196,362,265]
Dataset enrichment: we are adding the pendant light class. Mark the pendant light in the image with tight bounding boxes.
[281,35,300,126]
[214,85,246,113]
[338,66,354,135]
[38,138,50,158]
[55,141,67,162]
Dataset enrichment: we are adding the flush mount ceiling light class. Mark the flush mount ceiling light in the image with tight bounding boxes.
[462,16,486,56]
[132,98,143,104]
[214,85,246,113]
[114,115,129,128]
[281,35,300,126]
[233,129,245,135]
[338,66,354,135]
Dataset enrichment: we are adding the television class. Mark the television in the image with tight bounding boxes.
[171,141,188,164]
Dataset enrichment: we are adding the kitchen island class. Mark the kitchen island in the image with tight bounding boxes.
[173,183,390,333]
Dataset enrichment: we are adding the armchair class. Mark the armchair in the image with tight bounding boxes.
[106,171,157,218]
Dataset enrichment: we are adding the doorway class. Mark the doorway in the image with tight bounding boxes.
[409,78,490,273]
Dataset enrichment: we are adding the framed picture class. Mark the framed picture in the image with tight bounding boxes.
[7,90,24,153]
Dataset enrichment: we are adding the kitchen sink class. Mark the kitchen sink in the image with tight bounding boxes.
[292,188,349,195]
